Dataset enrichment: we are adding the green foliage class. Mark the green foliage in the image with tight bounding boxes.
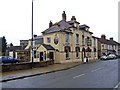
[0,36,7,53]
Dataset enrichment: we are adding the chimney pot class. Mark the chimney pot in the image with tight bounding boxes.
[62,11,66,21]
[71,16,76,21]
[110,37,113,41]
[49,21,53,28]
[101,34,106,39]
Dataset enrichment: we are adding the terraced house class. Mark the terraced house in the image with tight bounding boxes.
[97,34,120,58]
[30,11,98,63]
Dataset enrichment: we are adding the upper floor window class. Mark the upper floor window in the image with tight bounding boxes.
[102,44,104,49]
[86,37,92,46]
[82,35,84,45]
[76,47,80,58]
[76,34,79,44]
[47,37,51,43]
[66,33,69,43]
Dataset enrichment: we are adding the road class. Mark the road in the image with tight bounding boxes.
[2,59,119,89]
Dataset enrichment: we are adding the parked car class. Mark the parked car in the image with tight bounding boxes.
[0,56,20,64]
[100,55,107,60]
[107,54,117,59]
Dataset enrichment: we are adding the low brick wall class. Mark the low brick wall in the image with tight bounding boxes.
[2,60,54,72]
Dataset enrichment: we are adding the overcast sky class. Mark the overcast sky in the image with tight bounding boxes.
[0,0,119,45]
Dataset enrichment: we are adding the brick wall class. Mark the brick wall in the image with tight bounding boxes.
[2,60,54,72]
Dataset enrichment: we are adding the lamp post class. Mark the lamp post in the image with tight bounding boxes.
[31,0,34,68]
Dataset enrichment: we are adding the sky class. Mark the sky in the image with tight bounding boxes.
[0,0,119,45]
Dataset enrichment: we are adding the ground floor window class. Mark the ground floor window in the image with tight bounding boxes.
[76,47,80,58]
[40,51,46,61]
[65,46,71,60]
[86,47,91,58]
[48,52,54,60]
[34,51,36,58]
[44,51,46,60]
[40,51,54,61]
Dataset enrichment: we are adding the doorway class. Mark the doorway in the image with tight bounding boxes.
[40,52,43,61]
[49,52,54,60]
[82,48,86,62]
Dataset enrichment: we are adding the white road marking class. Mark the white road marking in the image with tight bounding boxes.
[73,74,85,79]
[91,67,104,72]
[114,82,120,89]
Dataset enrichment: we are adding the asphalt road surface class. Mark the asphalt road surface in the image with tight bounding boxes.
[2,59,119,89]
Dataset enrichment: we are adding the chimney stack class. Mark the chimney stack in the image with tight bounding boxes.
[62,11,66,21]
[49,21,53,28]
[71,16,76,21]
[33,34,37,38]
[101,34,106,39]
[110,37,113,41]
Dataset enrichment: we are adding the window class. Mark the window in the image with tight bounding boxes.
[87,37,92,46]
[66,33,69,43]
[65,46,70,59]
[34,51,36,58]
[76,34,79,44]
[44,51,46,60]
[47,37,51,43]
[82,35,84,45]
[76,47,80,58]
[36,51,39,58]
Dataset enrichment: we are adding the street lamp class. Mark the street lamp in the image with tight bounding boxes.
[31,0,34,68]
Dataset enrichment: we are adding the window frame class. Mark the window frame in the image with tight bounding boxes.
[47,37,51,43]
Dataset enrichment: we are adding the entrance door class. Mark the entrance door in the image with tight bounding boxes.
[49,52,54,60]
[40,52,43,61]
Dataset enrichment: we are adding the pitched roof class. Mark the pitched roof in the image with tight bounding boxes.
[42,18,92,35]
[7,46,26,51]
[79,24,93,34]
[42,44,55,50]
[79,24,90,29]
[98,38,117,45]
[42,20,72,34]
[67,20,80,24]
[112,40,120,45]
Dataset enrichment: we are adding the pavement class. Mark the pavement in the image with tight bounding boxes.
[1,60,98,82]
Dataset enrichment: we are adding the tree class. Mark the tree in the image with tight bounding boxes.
[0,36,7,56]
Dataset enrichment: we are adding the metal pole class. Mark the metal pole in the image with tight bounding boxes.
[31,0,34,68]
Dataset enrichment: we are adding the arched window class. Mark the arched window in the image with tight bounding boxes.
[75,47,80,58]
[82,47,85,52]
[94,48,96,52]
[64,46,71,59]
[86,47,91,52]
